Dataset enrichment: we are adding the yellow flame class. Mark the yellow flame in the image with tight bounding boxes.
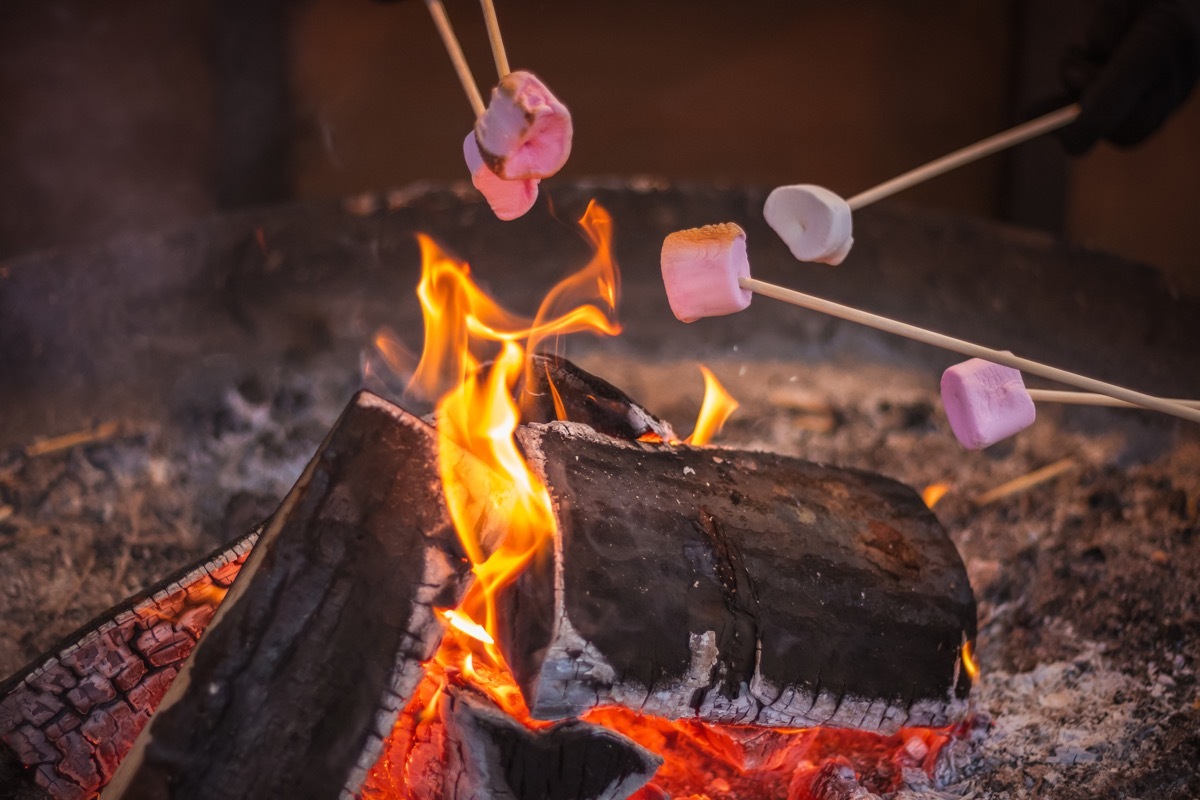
[922,483,951,509]
[962,640,980,681]
[440,608,495,645]
[685,365,739,445]
[412,201,621,683]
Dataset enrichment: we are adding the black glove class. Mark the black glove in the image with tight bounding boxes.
[1060,0,1200,154]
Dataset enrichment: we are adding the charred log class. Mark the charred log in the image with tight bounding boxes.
[501,422,976,734]
[105,392,483,800]
[441,687,662,800]
[0,529,258,800]
[516,355,675,443]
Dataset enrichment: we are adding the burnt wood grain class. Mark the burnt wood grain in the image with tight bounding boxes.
[104,392,477,800]
[502,421,976,734]
[0,530,258,800]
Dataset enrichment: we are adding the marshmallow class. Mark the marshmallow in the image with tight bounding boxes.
[475,70,573,181]
[763,184,854,265]
[660,223,751,323]
[463,132,539,221]
[941,359,1036,450]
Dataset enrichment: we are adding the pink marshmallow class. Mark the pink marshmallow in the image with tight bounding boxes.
[661,223,752,323]
[474,70,573,180]
[941,359,1036,450]
[763,185,854,265]
[463,133,539,221]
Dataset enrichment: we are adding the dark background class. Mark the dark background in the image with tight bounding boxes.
[1,0,1198,292]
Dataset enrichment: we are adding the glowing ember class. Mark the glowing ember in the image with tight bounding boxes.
[922,482,952,509]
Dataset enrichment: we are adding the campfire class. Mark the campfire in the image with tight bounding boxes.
[1,182,1197,800]
[1,200,980,799]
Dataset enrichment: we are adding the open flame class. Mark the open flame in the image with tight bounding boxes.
[686,365,739,445]
[361,202,960,799]
[410,200,620,686]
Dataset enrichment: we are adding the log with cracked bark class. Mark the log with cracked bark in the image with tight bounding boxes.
[0,528,259,800]
[0,356,673,799]
[501,421,977,733]
[104,392,493,800]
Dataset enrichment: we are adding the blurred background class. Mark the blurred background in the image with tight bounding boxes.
[1,0,1197,292]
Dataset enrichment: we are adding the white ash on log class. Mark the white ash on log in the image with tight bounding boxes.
[0,527,260,800]
[104,392,493,800]
[440,686,662,800]
[501,421,976,734]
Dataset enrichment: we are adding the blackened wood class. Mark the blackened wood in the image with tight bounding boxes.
[441,687,662,800]
[106,392,476,800]
[516,355,676,443]
[0,529,258,800]
[502,422,976,734]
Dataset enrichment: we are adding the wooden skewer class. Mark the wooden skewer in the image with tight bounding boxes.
[479,0,511,78]
[845,105,1081,211]
[424,0,486,117]
[975,458,1078,506]
[1028,389,1200,410]
[739,276,1200,425]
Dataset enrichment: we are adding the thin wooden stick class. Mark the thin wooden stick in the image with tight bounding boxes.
[1029,389,1200,410]
[976,458,1078,506]
[424,0,486,117]
[740,276,1200,425]
[479,0,511,78]
[25,420,121,458]
[846,105,1080,211]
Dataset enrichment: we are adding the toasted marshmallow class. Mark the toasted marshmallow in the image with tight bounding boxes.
[475,70,573,180]
[463,132,539,221]
[941,359,1036,449]
[661,223,752,323]
[763,185,854,265]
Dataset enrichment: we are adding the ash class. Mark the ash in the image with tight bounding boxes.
[2,350,1197,800]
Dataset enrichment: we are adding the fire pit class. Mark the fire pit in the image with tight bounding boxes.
[1,181,1198,799]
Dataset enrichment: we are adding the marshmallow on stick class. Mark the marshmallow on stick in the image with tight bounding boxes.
[658,223,1200,427]
[940,359,1036,449]
[661,223,752,323]
[763,185,853,265]
[765,105,1081,265]
[463,132,539,220]
[475,70,573,181]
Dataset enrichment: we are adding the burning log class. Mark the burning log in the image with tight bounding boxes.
[0,529,258,799]
[501,421,976,734]
[516,354,675,442]
[440,686,661,800]
[104,392,489,799]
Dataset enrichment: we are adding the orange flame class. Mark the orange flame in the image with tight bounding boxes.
[962,640,980,681]
[922,482,951,509]
[413,201,620,686]
[685,365,739,446]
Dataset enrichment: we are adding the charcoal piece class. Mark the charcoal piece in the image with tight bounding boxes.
[516,354,675,442]
[105,392,486,800]
[441,687,662,800]
[501,422,976,734]
[0,528,259,800]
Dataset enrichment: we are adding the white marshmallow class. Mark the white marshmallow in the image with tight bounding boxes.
[763,185,854,265]
[475,71,573,181]
[940,359,1036,450]
[463,132,539,221]
[660,223,752,323]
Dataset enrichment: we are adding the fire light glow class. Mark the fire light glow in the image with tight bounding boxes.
[359,202,958,800]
